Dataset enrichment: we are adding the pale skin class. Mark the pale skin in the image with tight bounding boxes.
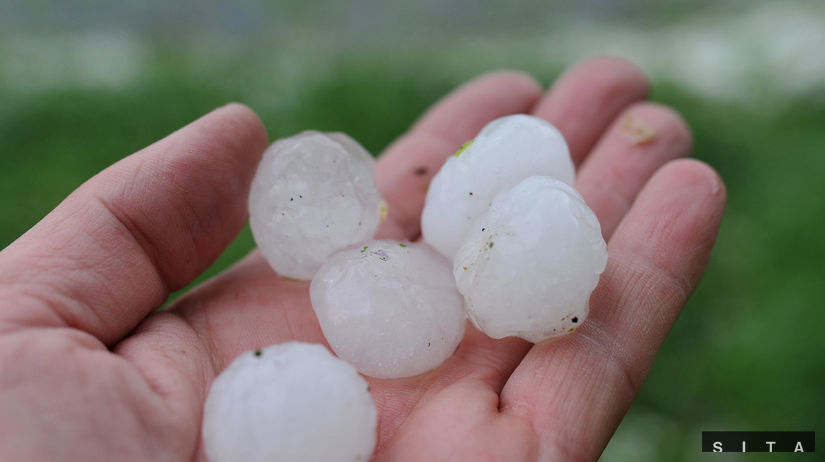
[0,57,725,461]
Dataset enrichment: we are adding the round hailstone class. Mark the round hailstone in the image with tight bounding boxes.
[310,240,466,379]
[202,342,376,462]
[421,114,575,261]
[248,131,384,280]
[454,176,607,343]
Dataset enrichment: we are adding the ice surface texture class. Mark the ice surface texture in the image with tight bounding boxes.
[421,114,575,261]
[202,342,376,462]
[454,176,607,343]
[311,240,466,379]
[248,131,383,280]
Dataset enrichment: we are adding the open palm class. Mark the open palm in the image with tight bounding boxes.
[0,58,725,462]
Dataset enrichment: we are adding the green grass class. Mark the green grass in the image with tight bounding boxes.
[1,53,822,461]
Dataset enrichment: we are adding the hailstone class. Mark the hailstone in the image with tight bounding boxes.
[453,176,607,343]
[248,131,384,280]
[202,342,376,462]
[310,240,466,379]
[421,114,575,261]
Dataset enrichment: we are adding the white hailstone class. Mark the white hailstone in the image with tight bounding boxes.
[421,114,575,261]
[453,176,607,343]
[310,240,466,379]
[202,342,376,462]
[248,131,384,280]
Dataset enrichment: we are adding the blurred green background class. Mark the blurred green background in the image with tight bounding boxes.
[1,0,823,460]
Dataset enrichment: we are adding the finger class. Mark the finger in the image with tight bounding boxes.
[375,70,542,240]
[0,104,268,345]
[433,58,652,395]
[575,102,693,239]
[532,56,650,166]
[500,159,726,460]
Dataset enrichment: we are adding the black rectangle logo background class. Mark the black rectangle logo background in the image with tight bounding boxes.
[702,431,815,452]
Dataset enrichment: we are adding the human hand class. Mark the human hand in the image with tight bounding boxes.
[0,57,725,461]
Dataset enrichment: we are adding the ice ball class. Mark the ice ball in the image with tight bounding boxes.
[248,131,384,280]
[310,240,466,379]
[202,342,376,462]
[453,176,607,343]
[421,114,575,261]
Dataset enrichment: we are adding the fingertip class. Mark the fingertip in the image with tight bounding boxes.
[568,56,651,98]
[617,158,727,278]
[107,103,272,290]
[534,56,651,164]
[411,69,543,142]
[168,103,269,214]
[209,103,270,157]
[619,102,693,152]
[674,158,727,239]
[470,69,543,99]
[653,158,726,205]
[574,101,695,240]
[377,70,543,240]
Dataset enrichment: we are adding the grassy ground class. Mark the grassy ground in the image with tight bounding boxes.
[1,51,822,461]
